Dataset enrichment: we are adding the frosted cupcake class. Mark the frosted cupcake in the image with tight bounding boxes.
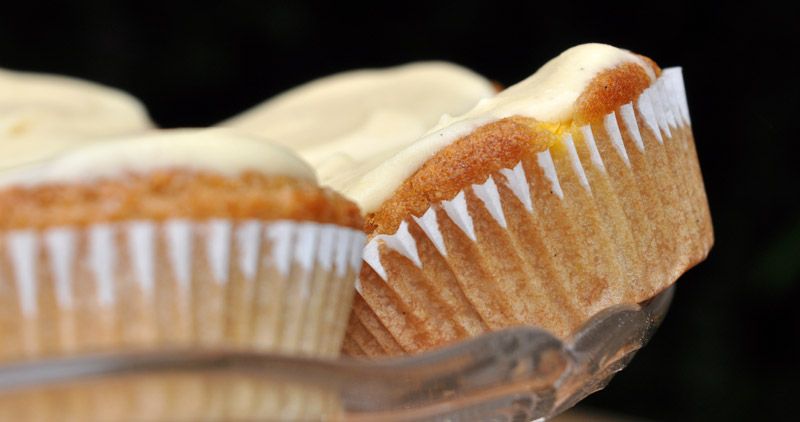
[220,61,497,184]
[336,44,713,356]
[0,67,152,169]
[0,128,364,361]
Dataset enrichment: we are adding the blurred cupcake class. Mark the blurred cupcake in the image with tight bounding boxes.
[0,128,363,361]
[0,67,152,169]
[220,61,497,185]
[338,44,713,356]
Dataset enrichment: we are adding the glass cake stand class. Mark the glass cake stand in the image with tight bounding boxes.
[0,287,674,421]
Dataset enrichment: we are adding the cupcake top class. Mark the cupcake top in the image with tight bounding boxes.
[0,67,152,169]
[221,61,496,180]
[0,129,364,231]
[320,44,657,213]
[0,128,315,189]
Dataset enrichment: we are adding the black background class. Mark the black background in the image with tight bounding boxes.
[1,1,798,420]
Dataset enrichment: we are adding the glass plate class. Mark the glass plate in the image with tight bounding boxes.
[0,286,673,421]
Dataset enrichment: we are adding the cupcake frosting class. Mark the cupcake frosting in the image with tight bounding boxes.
[322,44,656,212]
[0,68,153,169]
[0,128,316,188]
[221,62,496,179]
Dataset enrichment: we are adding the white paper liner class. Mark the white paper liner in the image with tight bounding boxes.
[348,68,712,356]
[0,219,364,361]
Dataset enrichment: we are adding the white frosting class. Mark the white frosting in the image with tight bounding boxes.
[320,44,654,212]
[0,128,316,188]
[221,61,496,184]
[0,68,153,169]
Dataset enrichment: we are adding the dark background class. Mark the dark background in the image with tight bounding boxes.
[1,1,798,420]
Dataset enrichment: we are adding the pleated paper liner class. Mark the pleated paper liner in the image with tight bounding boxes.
[344,67,713,357]
[0,218,364,361]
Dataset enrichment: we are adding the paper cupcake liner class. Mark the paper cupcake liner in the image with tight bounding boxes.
[345,68,713,356]
[0,218,364,361]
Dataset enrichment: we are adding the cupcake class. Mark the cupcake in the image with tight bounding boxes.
[0,128,364,361]
[0,67,152,169]
[220,61,496,184]
[329,44,713,356]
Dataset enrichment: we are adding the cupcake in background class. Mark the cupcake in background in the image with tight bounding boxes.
[0,67,152,169]
[219,61,497,187]
[0,128,364,361]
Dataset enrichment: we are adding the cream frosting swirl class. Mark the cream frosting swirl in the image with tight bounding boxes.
[0,128,316,189]
[220,61,497,180]
[0,68,153,169]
